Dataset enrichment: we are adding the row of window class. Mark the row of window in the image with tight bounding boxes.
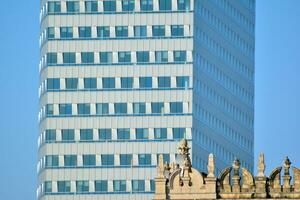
[39,179,154,196]
[44,51,189,66]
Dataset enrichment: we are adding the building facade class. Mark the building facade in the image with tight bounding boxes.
[37,0,255,199]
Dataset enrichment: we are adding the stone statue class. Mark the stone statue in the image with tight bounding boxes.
[257,153,266,177]
[207,153,215,178]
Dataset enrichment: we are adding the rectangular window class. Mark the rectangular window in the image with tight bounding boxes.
[158,77,171,88]
[76,181,89,193]
[121,77,133,89]
[114,103,127,114]
[47,27,55,39]
[150,180,155,191]
[159,0,172,10]
[57,181,71,193]
[134,26,147,37]
[98,129,112,140]
[133,103,146,114]
[44,181,52,193]
[170,102,183,113]
[61,129,75,141]
[81,52,94,64]
[151,102,164,114]
[138,154,151,165]
[65,78,78,89]
[45,155,59,167]
[85,1,98,12]
[77,104,90,115]
[46,104,54,116]
[176,76,189,88]
[173,128,186,139]
[60,27,73,38]
[113,180,126,192]
[117,128,130,140]
[171,25,184,36]
[95,180,108,192]
[177,0,190,11]
[66,1,79,12]
[154,128,167,139]
[140,0,153,11]
[118,52,131,63]
[96,103,109,115]
[45,130,56,142]
[122,0,135,11]
[136,51,149,63]
[173,51,186,62]
[47,78,60,89]
[83,154,96,166]
[157,154,170,163]
[101,154,114,166]
[47,53,57,64]
[78,27,92,38]
[116,26,128,37]
[102,77,115,89]
[136,128,149,139]
[155,51,168,62]
[48,1,61,13]
[84,78,97,89]
[139,77,152,88]
[120,154,132,165]
[152,25,165,37]
[103,0,116,12]
[97,26,110,38]
[63,52,76,64]
[59,104,72,115]
[64,155,77,167]
[80,129,93,141]
[132,180,145,192]
[99,52,112,63]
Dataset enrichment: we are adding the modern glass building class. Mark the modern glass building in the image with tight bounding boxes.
[37,0,255,199]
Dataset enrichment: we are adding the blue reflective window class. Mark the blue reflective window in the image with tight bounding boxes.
[170,102,183,113]
[139,77,152,88]
[114,103,127,114]
[133,103,146,114]
[63,52,76,64]
[158,77,171,88]
[45,155,59,167]
[83,154,96,166]
[48,1,61,13]
[121,77,133,89]
[44,181,52,193]
[45,130,56,142]
[96,103,109,115]
[64,155,77,166]
[136,128,149,139]
[120,154,132,165]
[65,78,78,89]
[60,27,73,38]
[155,51,168,62]
[47,27,55,39]
[77,104,90,115]
[136,51,149,63]
[117,128,130,140]
[76,181,89,193]
[102,77,115,89]
[85,1,98,12]
[134,26,147,37]
[151,102,164,114]
[132,180,145,192]
[99,129,112,140]
[150,180,155,191]
[176,76,189,88]
[79,27,91,38]
[81,52,94,64]
[113,180,126,192]
[100,52,112,63]
[47,78,60,89]
[171,25,184,36]
[116,26,128,37]
[177,0,190,11]
[103,0,116,12]
[157,154,170,163]
[138,154,151,165]
[66,1,79,12]
[62,129,75,141]
[159,0,172,10]
[84,78,97,89]
[80,129,93,141]
[97,26,110,38]
[140,0,153,11]
[47,53,57,64]
[173,128,186,139]
[57,181,71,193]
[46,104,54,116]
[118,52,131,63]
[122,0,135,11]
[174,51,186,62]
[101,154,114,166]
[152,25,165,37]
[59,104,72,115]
[154,128,167,139]
[95,181,108,192]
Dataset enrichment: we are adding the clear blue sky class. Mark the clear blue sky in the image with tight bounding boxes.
[0,1,299,199]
